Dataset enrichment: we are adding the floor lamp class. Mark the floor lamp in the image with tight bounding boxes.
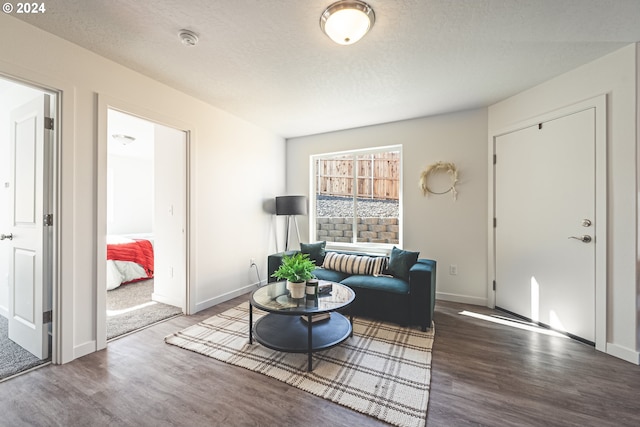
[276,195,308,251]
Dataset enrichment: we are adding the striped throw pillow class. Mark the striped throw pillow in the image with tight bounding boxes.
[322,252,388,276]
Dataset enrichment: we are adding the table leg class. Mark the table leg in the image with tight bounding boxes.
[249,303,253,344]
[349,312,353,338]
[307,314,312,371]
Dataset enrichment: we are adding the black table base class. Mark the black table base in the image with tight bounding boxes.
[249,307,352,371]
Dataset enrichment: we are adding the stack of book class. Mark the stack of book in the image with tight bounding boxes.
[301,313,331,323]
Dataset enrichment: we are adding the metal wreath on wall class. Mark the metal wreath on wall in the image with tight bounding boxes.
[419,161,459,200]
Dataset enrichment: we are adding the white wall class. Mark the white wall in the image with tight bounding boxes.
[106,153,154,235]
[488,44,639,364]
[0,15,285,363]
[106,109,155,235]
[287,109,489,305]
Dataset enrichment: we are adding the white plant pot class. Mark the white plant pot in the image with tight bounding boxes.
[287,280,306,299]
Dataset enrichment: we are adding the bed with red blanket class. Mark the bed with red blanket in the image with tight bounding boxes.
[106,235,154,290]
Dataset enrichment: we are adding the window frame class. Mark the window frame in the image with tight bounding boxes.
[309,145,403,255]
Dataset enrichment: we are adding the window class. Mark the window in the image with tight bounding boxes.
[311,146,401,251]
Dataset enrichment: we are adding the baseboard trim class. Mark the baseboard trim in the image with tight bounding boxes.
[151,292,182,309]
[74,340,96,360]
[194,282,261,313]
[606,343,640,365]
[436,292,487,306]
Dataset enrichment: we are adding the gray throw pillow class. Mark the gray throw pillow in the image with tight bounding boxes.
[300,241,326,265]
[388,246,419,281]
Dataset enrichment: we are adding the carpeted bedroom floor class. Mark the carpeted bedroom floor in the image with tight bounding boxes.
[107,279,183,340]
[0,316,50,381]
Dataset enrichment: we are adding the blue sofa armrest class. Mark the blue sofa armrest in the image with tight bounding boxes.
[409,259,437,331]
[267,251,299,282]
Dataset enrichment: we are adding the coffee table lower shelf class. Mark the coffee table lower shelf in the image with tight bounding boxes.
[252,312,352,371]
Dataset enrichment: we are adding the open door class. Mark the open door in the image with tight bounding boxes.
[151,124,187,310]
[5,94,52,359]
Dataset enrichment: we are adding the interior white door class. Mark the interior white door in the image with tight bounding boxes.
[151,124,186,310]
[495,108,595,343]
[6,94,51,359]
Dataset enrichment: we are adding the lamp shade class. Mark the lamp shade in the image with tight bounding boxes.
[276,196,308,216]
[320,0,375,45]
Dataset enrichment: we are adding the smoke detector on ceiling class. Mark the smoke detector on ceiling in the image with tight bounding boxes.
[178,29,199,46]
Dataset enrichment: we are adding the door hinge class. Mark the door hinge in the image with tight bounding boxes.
[44,213,53,226]
[493,280,496,291]
[44,117,54,130]
[493,154,497,165]
[43,310,52,324]
[493,217,497,228]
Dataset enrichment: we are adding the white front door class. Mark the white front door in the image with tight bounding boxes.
[495,108,595,343]
[6,94,51,359]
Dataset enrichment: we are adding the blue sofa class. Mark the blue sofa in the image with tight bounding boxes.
[267,249,436,331]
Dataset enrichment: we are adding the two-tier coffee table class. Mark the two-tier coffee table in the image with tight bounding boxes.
[249,280,355,371]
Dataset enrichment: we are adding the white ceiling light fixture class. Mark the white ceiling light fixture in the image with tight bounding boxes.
[112,134,135,145]
[320,0,375,46]
[178,29,199,46]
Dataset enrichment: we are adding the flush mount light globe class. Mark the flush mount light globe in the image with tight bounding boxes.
[320,0,375,45]
[112,134,135,145]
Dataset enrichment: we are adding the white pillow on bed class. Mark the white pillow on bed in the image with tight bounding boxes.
[106,235,135,245]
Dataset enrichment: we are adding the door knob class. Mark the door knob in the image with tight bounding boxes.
[0,233,13,241]
[568,235,592,243]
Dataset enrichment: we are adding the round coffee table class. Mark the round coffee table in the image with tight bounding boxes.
[249,280,355,371]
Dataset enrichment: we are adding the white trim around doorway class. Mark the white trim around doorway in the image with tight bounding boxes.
[0,67,67,365]
[487,94,607,353]
[96,95,194,351]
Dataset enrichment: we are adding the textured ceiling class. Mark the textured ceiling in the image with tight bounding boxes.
[12,0,640,138]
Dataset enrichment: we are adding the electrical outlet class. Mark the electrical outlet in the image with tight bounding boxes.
[249,258,256,268]
[449,264,458,275]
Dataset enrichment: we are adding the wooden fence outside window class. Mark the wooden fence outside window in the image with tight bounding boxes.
[316,152,400,200]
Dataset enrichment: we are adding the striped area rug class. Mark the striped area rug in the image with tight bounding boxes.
[165,302,434,427]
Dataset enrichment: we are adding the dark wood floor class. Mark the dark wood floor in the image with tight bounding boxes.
[1,296,639,426]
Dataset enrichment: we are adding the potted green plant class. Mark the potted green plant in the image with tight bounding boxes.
[271,253,316,299]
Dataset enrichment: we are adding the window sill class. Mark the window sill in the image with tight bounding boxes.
[324,242,396,256]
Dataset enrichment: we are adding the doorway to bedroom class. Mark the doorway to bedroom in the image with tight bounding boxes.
[105,109,186,340]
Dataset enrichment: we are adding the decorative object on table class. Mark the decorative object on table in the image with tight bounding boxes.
[305,277,319,299]
[419,161,458,200]
[318,282,333,295]
[276,195,308,251]
[165,302,435,427]
[271,253,315,299]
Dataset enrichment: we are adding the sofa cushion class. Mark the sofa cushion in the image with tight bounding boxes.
[322,252,387,275]
[341,275,410,294]
[300,241,326,264]
[387,247,419,281]
[312,267,350,283]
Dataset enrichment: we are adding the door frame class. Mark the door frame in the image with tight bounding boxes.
[488,94,607,352]
[0,72,61,363]
[96,95,193,350]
